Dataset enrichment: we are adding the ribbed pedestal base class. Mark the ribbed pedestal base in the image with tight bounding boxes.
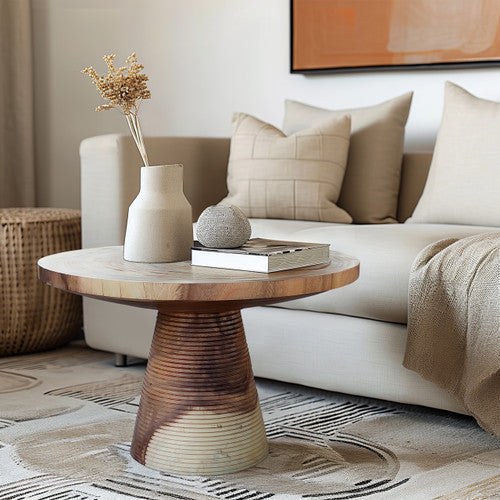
[131,310,268,475]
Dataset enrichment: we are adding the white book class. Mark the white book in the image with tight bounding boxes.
[191,238,330,273]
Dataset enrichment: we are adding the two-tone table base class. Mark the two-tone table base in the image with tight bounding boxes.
[130,310,268,475]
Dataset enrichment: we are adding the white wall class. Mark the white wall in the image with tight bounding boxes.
[32,0,500,208]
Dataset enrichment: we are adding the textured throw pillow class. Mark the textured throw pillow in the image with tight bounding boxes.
[219,112,352,223]
[283,93,413,224]
[407,82,500,227]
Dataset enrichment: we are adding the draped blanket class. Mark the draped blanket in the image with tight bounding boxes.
[404,232,500,436]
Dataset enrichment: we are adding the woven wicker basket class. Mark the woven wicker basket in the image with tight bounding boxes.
[0,208,82,356]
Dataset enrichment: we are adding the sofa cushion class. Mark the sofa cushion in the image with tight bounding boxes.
[219,112,352,223]
[249,219,495,324]
[408,82,500,227]
[283,93,413,224]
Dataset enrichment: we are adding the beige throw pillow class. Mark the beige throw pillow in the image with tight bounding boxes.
[283,93,413,224]
[407,82,500,227]
[219,112,352,223]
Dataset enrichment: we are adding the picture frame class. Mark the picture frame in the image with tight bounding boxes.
[291,0,500,73]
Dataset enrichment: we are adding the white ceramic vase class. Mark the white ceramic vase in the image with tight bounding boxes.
[123,164,193,263]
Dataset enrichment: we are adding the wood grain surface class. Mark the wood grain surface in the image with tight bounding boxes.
[131,310,268,475]
[38,246,359,311]
[38,245,359,475]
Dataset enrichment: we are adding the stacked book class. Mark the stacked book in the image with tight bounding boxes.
[191,238,330,273]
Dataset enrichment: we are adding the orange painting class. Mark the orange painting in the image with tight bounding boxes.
[292,0,500,72]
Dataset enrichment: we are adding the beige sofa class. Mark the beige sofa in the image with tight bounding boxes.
[80,134,493,415]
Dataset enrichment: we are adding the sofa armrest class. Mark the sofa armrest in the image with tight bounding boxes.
[80,134,230,248]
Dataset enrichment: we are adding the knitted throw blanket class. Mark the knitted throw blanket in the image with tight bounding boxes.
[404,232,500,436]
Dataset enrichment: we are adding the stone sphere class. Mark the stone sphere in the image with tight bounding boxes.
[196,205,251,248]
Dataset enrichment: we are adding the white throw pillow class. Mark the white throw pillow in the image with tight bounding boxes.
[408,82,500,227]
[219,112,352,223]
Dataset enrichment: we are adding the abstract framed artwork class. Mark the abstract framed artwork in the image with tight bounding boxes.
[291,0,500,73]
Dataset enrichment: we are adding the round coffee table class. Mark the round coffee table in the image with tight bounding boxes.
[38,246,359,476]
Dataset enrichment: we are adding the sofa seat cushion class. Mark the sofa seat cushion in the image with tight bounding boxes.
[249,219,495,324]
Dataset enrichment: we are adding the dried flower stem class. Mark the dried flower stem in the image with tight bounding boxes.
[126,113,149,166]
[82,53,152,167]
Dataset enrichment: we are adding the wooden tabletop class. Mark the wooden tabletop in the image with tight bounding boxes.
[38,246,359,311]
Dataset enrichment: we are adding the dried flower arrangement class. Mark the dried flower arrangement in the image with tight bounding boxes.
[82,53,151,166]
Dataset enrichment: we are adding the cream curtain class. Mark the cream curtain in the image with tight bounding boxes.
[0,0,35,207]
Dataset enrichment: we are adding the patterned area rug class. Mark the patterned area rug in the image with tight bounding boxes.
[0,343,499,500]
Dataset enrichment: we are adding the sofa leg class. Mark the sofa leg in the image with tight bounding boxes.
[115,353,128,367]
